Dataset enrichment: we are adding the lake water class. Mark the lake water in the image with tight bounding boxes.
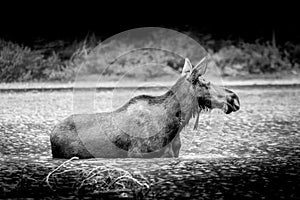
[1,87,299,199]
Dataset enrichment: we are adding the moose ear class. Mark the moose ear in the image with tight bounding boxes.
[193,57,208,77]
[181,58,193,77]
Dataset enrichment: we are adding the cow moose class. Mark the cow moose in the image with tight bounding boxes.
[50,57,240,158]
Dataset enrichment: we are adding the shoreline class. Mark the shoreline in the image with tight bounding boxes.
[1,78,300,92]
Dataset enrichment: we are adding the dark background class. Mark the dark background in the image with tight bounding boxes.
[1,3,299,45]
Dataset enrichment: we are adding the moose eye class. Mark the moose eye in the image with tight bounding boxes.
[198,78,210,86]
[204,80,210,86]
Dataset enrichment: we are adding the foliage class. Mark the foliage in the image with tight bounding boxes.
[211,41,295,76]
[74,30,207,80]
[0,31,300,83]
[0,40,76,82]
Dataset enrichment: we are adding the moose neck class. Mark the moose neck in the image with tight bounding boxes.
[163,76,199,128]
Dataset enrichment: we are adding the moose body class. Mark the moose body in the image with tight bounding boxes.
[50,58,240,159]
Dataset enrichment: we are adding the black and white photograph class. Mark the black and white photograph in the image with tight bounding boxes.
[0,4,299,199]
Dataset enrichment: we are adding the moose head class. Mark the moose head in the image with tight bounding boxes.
[180,57,240,127]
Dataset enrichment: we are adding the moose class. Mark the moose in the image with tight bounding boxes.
[50,57,240,159]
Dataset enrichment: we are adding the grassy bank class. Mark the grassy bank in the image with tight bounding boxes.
[1,31,300,83]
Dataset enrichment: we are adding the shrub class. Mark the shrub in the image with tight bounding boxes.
[0,40,76,82]
[211,41,295,76]
[75,30,207,79]
[1,31,300,83]
[283,42,300,67]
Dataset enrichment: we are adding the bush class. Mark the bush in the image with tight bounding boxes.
[1,31,300,83]
[211,41,296,76]
[283,42,300,67]
[0,40,76,82]
[75,30,207,79]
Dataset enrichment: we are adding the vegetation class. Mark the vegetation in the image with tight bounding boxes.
[0,31,300,83]
[211,41,298,77]
[0,40,76,82]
